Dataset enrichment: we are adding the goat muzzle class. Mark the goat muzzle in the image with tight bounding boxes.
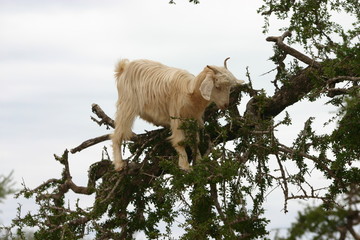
[219,103,229,110]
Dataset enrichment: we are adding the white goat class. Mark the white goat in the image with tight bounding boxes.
[112,58,244,171]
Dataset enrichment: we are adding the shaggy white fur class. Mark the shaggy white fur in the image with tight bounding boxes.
[112,59,244,171]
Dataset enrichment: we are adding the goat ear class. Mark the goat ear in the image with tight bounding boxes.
[235,79,245,85]
[200,73,214,101]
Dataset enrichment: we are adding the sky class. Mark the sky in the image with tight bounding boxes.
[0,0,339,238]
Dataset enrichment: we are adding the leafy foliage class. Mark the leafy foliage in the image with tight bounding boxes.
[3,0,360,239]
[0,172,15,204]
[258,0,360,53]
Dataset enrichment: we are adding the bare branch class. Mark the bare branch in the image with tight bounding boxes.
[43,151,95,199]
[71,104,168,154]
[274,154,289,213]
[266,31,321,68]
[91,103,115,129]
[70,134,111,154]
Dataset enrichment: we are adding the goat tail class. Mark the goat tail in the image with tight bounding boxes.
[114,59,129,80]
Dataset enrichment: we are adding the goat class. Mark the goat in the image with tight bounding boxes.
[112,58,244,171]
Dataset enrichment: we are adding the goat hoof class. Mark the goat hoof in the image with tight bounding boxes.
[114,161,126,172]
[114,166,124,172]
[180,166,192,172]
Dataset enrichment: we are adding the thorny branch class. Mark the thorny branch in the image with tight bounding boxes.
[272,142,349,210]
[274,153,289,212]
[277,144,339,183]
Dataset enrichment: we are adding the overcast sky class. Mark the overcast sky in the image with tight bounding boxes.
[0,0,339,238]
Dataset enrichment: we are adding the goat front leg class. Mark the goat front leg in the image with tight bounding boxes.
[112,134,125,171]
[169,120,190,171]
[176,144,190,171]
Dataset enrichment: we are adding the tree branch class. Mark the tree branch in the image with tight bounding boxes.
[276,143,347,189]
[241,32,327,121]
[327,76,360,84]
[326,86,360,98]
[91,103,115,129]
[266,31,321,68]
[70,134,111,154]
[71,103,172,154]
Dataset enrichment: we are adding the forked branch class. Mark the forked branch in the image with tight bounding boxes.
[266,31,321,68]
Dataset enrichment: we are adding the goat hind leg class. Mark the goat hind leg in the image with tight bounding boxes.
[194,132,202,164]
[112,102,137,171]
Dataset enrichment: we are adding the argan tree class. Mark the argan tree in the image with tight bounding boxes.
[4,0,360,239]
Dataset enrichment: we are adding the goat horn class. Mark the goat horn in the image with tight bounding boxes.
[207,65,219,74]
[224,57,230,69]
